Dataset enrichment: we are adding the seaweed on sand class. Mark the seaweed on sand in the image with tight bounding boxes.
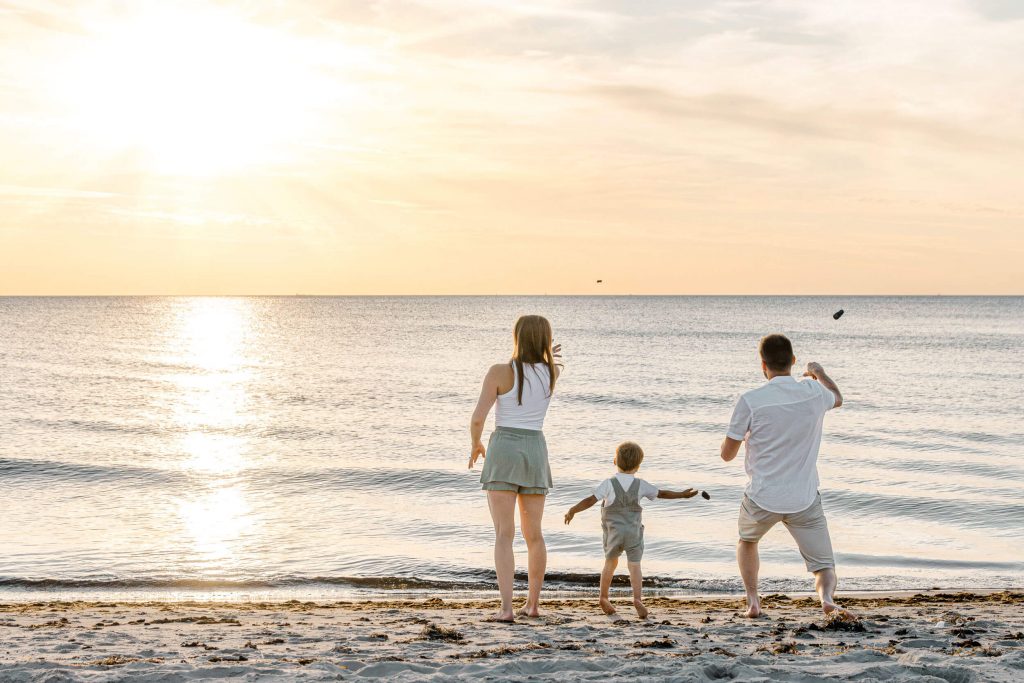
[422,622,465,642]
[822,611,866,632]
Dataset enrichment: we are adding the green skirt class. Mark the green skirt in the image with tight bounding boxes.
[479,426,552,492]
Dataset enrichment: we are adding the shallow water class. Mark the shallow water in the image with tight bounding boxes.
[1,296,1021,600]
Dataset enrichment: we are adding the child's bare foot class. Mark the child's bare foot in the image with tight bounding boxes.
[516,606,541,618]
[633,598,648,620]
[599,597,617,616]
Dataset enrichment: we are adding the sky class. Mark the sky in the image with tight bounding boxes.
[1,0,1022,295]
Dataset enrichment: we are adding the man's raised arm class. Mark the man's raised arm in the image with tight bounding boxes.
[804,362,843,409]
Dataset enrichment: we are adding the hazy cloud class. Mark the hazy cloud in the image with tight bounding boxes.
[1,0,1022,293]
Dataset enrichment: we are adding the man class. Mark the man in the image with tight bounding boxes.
[721,334,850,620]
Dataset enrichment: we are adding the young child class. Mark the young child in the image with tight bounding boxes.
[564,441,700,619]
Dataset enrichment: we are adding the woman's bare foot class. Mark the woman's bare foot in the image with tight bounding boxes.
[599,597,617,616]
[745,593,763,618]
[488,610,515,623]
[516,606,541,618]
[633,598,648,620]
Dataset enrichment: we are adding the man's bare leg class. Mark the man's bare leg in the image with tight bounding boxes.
[599,557,618,616]
[814,567,855,618]
[737,539,762,618]
[627,561,648,619]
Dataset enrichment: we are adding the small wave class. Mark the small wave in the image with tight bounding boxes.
[0,457,183,485]
[0,573,731,593]
[0,576,490,592]
[566,392,732,412]
[254,425,337,441]
[828,430,992,457]
[834,454,1024,485]
[824,488,1024,531]
[538,572,736,591]
[14,417,167,437]
[837,553,1024,571]
[5,558,1018,595]
[260,466,469,494]
[916,427,1024,448]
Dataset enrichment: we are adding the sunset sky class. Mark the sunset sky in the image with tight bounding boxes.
[1,0,1021,295]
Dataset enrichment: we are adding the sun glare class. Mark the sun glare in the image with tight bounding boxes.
[169,298,253,471]
[164,298,260,564]
[178,483,253,562]
[57,7,341,175]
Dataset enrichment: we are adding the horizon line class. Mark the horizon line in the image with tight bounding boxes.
[2,293,1022,298]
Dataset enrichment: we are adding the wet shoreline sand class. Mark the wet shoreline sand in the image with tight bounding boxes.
[2,590,1022,680]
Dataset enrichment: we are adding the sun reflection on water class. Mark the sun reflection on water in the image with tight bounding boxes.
[177,483,253,562]
[166,298,261,569]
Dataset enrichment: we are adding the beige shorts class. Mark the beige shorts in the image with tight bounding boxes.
[738,493,835,573]
[482,481,547,495]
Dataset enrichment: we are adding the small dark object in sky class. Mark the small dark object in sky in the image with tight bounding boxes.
[701,491,711,500]
[833,309,844,320]
[596,279,603,283]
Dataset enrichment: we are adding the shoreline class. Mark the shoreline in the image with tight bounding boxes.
[2,591,1021,681]
[2,585,1021,606]
[3,587,1023,609]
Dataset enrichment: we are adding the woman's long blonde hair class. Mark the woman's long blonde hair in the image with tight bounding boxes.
[511,315,558,405]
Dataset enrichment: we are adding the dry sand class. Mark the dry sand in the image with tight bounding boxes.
[1,591,1022,681]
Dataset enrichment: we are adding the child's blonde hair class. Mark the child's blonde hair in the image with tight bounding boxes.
[615,441,644,472]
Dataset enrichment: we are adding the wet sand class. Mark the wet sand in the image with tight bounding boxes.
[1,591,1022,681]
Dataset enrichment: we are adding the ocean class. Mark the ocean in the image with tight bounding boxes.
[1,296,1021,601]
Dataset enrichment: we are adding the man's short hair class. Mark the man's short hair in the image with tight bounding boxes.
[759,334,794,373]
[615,442,644,471]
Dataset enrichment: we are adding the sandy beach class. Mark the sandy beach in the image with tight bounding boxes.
[1,591,1021,681]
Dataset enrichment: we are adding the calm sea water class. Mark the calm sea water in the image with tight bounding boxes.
[1,296,1021,601]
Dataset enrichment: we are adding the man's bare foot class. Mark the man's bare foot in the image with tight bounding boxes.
[744,594,763,618]
[823,601,857,621]
[516,606,541,618]
[599,597,617,616]
[633,598,648,620]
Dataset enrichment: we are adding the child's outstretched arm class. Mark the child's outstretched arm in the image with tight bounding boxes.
[564,495,598,524]
[657,488,699,500]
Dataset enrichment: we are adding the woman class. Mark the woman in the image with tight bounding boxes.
[469,315,561,622]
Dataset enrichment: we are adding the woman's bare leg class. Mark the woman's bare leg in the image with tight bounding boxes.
[486,490,518,621]
[517,493,547,617]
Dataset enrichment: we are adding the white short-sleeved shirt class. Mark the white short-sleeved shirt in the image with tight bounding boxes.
[595,473,659,506]
[727,375,836,514]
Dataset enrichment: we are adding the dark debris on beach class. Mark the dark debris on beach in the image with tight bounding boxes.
[633,637,675,649]
[421,622,465,642]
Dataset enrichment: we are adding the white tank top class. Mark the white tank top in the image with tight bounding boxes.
[495,362,553,430]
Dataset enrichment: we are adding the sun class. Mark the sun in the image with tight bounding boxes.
[56,6,340,175]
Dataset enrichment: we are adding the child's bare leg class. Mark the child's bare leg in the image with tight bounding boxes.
[627,561,648,619]
[599,557,617,615]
